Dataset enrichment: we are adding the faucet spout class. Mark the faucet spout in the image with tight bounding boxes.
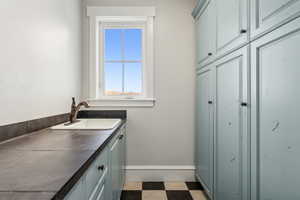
[69,98,90,124]
[77,101,89,108]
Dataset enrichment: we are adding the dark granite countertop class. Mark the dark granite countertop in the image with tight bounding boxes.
[0,120,125,200]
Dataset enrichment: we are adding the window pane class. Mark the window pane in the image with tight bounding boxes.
[124,29,142,61]
[104,63,123,95]
[124,63,142,95]
[105,29,122,61]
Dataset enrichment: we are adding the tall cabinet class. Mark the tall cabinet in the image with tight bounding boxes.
[193,0,300,199]
[195,67,214,196]
[250,18,300,200]
[214,47,249,200]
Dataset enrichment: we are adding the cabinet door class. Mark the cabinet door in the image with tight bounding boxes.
[119,127,126,189]
[64,179,85,200]
[251,18,300,200]
[86,148,108,199]
[251,0,300,39]
[196,0,216,68]
[110,136,121,200]
[216,0,248,57]
[195,66,214,196]
[214,47,249,200]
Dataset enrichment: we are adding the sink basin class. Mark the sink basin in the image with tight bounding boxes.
[51,119,122,130]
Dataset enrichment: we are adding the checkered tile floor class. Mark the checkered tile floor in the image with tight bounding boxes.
[121,182,207,200]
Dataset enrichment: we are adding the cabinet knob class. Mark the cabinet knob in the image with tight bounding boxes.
[240,29,247,34]
[98,165,105,171]
[208,53,213,56]
[118,135,124,140]
[241,102,248,107]
[208,101,213,104]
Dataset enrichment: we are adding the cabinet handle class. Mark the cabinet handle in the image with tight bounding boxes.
[98,165,105,171]
[241,102,248,107]
[208,101,213,104]
[118,135,124,140]
[240,29,247,34]
[208,53,213,56]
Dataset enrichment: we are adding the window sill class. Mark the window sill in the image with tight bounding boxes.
[87,98,156,107]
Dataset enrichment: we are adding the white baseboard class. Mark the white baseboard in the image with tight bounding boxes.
[125,165,196,182]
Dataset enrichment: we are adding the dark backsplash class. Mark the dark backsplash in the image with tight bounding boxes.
[77,110,127,119]
[0,113,69,143]
[0,110,127,143]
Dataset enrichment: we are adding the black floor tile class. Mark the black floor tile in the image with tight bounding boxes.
[185,182,204,190]
[142,182,165,190]
[166,191,193,200]
[121,191,142,200]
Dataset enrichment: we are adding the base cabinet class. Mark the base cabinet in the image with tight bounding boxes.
[109,126,126,200]
[64,125,126,200]
[64,180,85,200]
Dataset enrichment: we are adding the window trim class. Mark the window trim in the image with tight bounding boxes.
[87,8,155,107]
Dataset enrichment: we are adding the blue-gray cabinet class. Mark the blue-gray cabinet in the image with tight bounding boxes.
[214,46,249,200]
[64,147,108,200]
[194,0,300,199]
[250,0,300,39]
[195,66,214,198]
[195,0,216,68]
[109,126,126,200]
[64,125,126,200]
[215,0,248,57]
[120,126,126,189]
[86,147,108,200]
[64,179,85,200]
[250,17,300,200]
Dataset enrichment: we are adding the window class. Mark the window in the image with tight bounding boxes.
[87,7,155,107]
[103,27,143,97]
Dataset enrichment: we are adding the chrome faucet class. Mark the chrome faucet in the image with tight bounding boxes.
[69,97,90,124]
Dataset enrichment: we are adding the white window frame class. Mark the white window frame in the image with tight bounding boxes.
[87,7,156,107]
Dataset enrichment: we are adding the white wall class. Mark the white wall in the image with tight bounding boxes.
[0,0,82,126]
[82,0,196,180]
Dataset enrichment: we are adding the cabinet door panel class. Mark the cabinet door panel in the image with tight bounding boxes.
[196,67,213,194]
[119,127,126,189]
[117,132,125,199]
[86,149,107,199]
[196,0,216,68]
[96,185,105,200]
[110,138,121,200]
[251,0,300,39]
[215,47,249,200]
[251,18,300,200]
[216,0,248,57]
